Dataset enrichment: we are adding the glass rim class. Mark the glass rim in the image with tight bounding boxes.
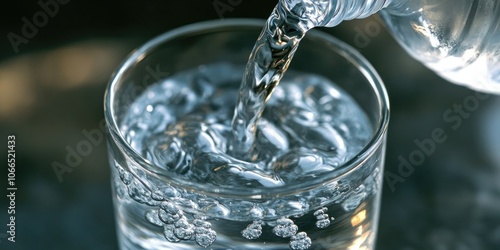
[104,18,390,198]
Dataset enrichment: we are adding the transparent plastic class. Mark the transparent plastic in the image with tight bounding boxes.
[282,0,500,93]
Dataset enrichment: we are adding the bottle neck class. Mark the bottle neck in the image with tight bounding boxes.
[279,0,395,29]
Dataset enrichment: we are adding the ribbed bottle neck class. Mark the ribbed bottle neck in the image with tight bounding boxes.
[279,0,396,29]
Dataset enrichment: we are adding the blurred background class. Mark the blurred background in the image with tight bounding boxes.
[0,0,499,249]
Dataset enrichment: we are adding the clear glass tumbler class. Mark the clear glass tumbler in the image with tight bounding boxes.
[104,19,389,250]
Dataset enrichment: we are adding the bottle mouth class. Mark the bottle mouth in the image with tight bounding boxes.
[104,18,390,199]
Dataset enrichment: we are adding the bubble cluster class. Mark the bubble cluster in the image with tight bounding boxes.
[194,219,217,247]
[289,232,312,250]
[313,207,331,229]
[145,209,164,227]
[116,147,375,250]
[273,218,299,238]
[163,224,181,243]
[149,204,217,247]
[145,200,218,247]
[159,202,183,224]
[118,166,132,185]
[173,218,195,240]
[151,189,165,201]
[128,179,154,205]
[242,220,263,240]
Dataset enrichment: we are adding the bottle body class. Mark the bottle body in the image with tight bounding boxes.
[282,0,500,93]
[381,0,500,94]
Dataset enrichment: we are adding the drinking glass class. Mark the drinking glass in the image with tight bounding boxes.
[104,19,389,250]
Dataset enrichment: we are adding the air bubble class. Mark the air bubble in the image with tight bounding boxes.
[316,215,330,229]
[127,179,154,205]
[145,210,163,227]
[174,218,195,240]
[163,224,181,242]
[118,167,132,185]
[242,220,263,240]
[194,219,216,248]
[159,202,183,224]
[313,207,331,229]
[195,229,217,248]
[289,232,312,250]
[272,218,298,238]
[159,208,182,224]
[151,189,165,201]
[313,207,327,216]
[160,201,181,214]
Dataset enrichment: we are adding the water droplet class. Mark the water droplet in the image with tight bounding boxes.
[145,210,163,227]
[272,218,298,238]
[289,232,312,250]
[242,220,263,240]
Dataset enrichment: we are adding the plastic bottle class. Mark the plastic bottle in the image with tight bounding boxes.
[281,0,500,94]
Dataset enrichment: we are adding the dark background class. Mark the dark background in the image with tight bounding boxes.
[1,1,499,249]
